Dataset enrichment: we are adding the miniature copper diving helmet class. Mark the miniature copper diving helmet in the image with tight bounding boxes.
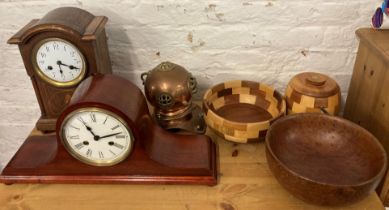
[141,61,206,134]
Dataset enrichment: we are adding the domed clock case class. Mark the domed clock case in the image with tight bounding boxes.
[7,7,112,132]
[0,75,217,186]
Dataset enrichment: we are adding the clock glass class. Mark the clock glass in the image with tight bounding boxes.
[33,38,86,87]
[60,108,133,166]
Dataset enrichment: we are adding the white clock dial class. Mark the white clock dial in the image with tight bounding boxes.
[61,108,133,166]
[34,38,86,86]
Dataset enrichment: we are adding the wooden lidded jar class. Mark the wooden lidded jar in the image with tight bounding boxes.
[285,72,341,115]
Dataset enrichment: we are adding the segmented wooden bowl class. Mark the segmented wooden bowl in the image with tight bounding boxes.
[285,72,341,115]
[203,80,286,143]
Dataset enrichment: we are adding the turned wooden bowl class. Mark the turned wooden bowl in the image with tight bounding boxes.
[285,72,341,115]
[266,113,387,206]
[203,80,286,143]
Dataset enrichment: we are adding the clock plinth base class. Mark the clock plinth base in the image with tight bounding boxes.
[0,131,218,186]
[36,117,57,132]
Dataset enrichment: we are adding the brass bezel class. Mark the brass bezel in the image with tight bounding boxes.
[60,107,134,167]
[31,38,87,87]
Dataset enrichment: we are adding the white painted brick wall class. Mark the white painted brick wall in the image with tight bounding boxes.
[0,0,380,170]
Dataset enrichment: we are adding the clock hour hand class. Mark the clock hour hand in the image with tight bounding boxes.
[99,132,122,139]
[57,60,79,70]
[78,117,98,139]
[87,126,102,141]
[69,65,79,70]
[57,60,67,67]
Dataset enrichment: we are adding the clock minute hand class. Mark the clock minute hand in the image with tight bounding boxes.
[58,66,64,76]
[99,132,122,139]
[56,62,64,75]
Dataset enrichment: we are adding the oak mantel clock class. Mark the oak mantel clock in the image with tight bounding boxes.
[8,7,112,132]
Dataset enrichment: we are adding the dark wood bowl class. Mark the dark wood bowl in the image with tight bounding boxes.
[265,113,387,206]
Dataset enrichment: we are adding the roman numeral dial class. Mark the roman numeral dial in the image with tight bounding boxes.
[62,108,133,166]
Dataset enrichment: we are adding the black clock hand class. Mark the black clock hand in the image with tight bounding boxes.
[99,132,122,139]
[58,64,64,75]
[86,126,98,138]
[69,65,79,70]
[57,60,67,66]
[78,117,99,139]
[57,60,79,70]
[56,61,64,75]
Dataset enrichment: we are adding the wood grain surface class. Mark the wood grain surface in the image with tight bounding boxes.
[266,113,386,206]
[203,80,286,143]
[344,28,389,205]
[0,75,217,185]
[8,7,112,132]
[285,72,341,115]
[0,128,384,210]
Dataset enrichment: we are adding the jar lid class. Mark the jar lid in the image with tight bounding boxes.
[288,72,340,98]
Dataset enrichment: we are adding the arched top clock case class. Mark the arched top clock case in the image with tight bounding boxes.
[57,74,217,170]
[8,7,112,131]
[59,74,148,133]
[0,74,217,185]
[8,7,106,44]
[8,7,111,76]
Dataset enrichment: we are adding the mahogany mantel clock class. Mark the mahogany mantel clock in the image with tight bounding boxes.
[0,74,217,185]
[8,7,112,132]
